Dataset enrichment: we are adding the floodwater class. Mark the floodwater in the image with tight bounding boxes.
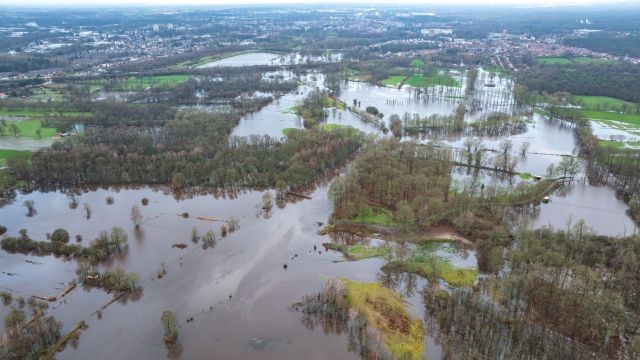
[530,182,636,236]
[198,52,342,68]
[0,183,447,359]
[0,136,54,150]
[0,66,636,360]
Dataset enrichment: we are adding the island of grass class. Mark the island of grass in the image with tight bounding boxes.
[380,75,407,87]
[410,58,426,69]
[383,242,477,287]
[120,75,191,90]
[404,73,460,88]
[379,71,460,89]
[536,57,573,65]
[322,243,391,260]
[293,279,425,360]
[282,124,351,137]
[598,140,640,150]
[540,103,640,128]
[0,150,32,167]
[0,119,57,139]
[582,110,640,126]
[571,95,637,111]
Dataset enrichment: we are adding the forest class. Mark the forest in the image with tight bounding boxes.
[17,110,363,192]
[517,63,640,104]
[427,225,640,360]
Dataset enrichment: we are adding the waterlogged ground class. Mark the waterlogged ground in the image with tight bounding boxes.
[199,52,342,68]
[0,57,637,359]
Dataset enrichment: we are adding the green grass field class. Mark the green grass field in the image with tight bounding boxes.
[572,95,637,110]
[0,150,32,167]
[598,140,640,150]
[353,207,395,226]
[404,74,460,88]
[122,75,190,90]
[380,75,408,87]
[536,57,573,65]
[582,109,640,126]
[0,108,88,117]
[2,120,57,138]
[571,57,615,65]
[410,58,426,68]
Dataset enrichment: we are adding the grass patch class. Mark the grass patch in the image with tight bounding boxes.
[322,96,345,110]
[284,124,353,136]
[121,75,190,90]
[323,243,391,260]
[383,243,477,287]
[571,57,615,65]
[0,150,32,167]
[536,57,573,65]
[572,95,637,110]
[2,119,57,138]
[353,207,395,226]
[317,123,347,131]
[380,75,408,87]
[404,74,460,88]
[598,140,640,150]
[410,58,426,68]
[582,109,640,126]
[519,172,533,180]
[342,280,425,360]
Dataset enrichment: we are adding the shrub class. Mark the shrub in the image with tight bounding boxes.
[51,229,70,244]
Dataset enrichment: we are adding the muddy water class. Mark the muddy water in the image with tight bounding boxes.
[0,184,443,359]
[530,182,636,236]
[0,136,54,150]
[0,67,636,360]
[199,52,342,68]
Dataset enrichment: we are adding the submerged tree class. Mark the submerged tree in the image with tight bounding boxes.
[110,227,128,251]
[161,311,179,343]
[23,200,35,217]
[130,205,143,228]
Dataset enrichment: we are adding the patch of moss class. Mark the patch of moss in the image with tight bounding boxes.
[519,172,533,180]
[342,280,425,360]
[323,243,391,260]
[384,259,476,287]
[383,243,477,287]
[353,207,395,226]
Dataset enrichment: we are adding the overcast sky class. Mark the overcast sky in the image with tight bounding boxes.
[0,0,633,7]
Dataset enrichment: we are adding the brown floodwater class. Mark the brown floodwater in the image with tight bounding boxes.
[0,184,446,359]
[1,66,636,359]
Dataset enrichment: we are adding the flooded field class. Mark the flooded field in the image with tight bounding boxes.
[0,136,54,151]
[1,58,636,360]
[199,52,342,68]
[0,184,451,359]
